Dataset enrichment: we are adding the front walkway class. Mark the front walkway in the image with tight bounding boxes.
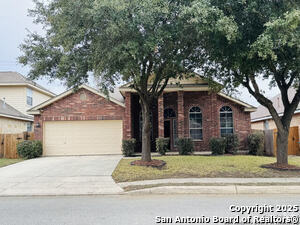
[0,156,123,196]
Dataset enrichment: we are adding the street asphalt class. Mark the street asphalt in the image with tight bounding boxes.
[0,194,299,225]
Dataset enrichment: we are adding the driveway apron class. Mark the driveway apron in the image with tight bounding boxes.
[0,156,123,196]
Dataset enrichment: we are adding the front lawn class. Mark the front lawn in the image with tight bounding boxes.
[112,156,300,183]
[0,159,23,168]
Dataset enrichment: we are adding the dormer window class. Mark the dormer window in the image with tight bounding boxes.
[27,88,33,106]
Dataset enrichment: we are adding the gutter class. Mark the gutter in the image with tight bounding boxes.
[0,113,33,122]
[251,109,300,122]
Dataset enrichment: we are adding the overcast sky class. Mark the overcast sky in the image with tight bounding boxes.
[0,0,280,106]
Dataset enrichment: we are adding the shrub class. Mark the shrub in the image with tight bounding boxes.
[223,134,240,154]
[156,138,170,155]
[17,140,42,159]
[122,139,136,157]
[176,138,194,155]
[209,137,226,155]
[248,132,265,156]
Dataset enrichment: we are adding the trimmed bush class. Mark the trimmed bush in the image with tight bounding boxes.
[156,138,170,155]
[17,140,42,159]
[176,138,194,155]
[224,134,240,154]
[122,139,136,157]
[209,137,226,155]
[248,132,265,156]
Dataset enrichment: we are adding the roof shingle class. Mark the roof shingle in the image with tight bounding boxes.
[251,88,300,121]
[0,99,33,121]
[0,71,55,96]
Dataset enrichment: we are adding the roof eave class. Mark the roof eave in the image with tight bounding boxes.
[0,113,33,122]
[119,86,211,93]
[251,109,300,122]
[28,84,125,114]
[0,83,56,97]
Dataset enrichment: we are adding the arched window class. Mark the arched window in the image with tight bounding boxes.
[220,106,233,137]
[189,107,202,140]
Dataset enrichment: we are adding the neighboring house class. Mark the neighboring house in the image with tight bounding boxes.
[251,88,300,134]
[0,72,55,133]
[28,76,256,156]
[0,99,33,134]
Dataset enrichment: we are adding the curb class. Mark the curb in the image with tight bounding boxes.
[118,178,300,187]
[126,185,300,195]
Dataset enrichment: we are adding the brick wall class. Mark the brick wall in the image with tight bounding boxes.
[183,92,251,151]
[34,88,125,141]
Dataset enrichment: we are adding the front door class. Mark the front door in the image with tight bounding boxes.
[164,108,177,151]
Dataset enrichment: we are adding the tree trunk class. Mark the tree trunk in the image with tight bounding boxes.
[276,128,289,165]
[141,100,152,162]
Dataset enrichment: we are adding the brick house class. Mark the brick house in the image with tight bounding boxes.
[28,77,256,156]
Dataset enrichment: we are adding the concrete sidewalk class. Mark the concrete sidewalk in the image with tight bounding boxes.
[120,178,300,195]
[127,185,300,195]
[119,177,300,187]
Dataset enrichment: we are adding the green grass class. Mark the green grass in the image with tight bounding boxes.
[0,159,23,168]
[112,155,300,183]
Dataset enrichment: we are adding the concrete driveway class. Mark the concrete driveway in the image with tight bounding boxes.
[0,156,123,196]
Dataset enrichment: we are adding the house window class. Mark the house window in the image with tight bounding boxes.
[26,88,33,106]
[264,120,269,130]
[220,106,233,137]
[189,106,203,140]
[27,122,33,132]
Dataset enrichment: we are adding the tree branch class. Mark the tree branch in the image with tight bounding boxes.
[281,87,300,128]
[243,74,284,131]
[269,63,290,109]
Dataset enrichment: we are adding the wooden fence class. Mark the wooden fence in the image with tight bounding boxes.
[0,132,34,159]
[253,126,300,156]
[273,126,300,156]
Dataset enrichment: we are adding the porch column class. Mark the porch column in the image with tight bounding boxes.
[177,91,185,138]
[158,94,164,138]
[123,92,133,139]
[211,93,219,137]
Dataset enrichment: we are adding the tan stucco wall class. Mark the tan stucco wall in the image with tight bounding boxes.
[0,117,28,134]
[251,113,300,134]
[0,85,52,115]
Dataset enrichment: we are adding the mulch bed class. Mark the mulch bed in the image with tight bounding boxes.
[261,163,300,171]
[130,159,166,169]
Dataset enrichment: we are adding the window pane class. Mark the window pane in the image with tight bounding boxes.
[190,129,203,140]
[27,96,33,106]
[220,106,233,134]
[227,122,233,128]
[27,88,33,97]
[27,122,32,132]
[189,107,203,140]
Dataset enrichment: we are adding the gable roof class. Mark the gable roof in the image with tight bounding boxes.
[217,92,256,112]
[0,99,33,122]
[27,84,125,115]
[251,88,300,122]
[119,75,256,112]
[0,71,56,97]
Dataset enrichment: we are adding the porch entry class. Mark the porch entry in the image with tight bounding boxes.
[164,108,177,150]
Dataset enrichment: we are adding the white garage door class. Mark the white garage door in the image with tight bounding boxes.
[43,120,122,156]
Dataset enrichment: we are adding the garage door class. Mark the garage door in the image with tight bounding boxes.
[43,120,122,156]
